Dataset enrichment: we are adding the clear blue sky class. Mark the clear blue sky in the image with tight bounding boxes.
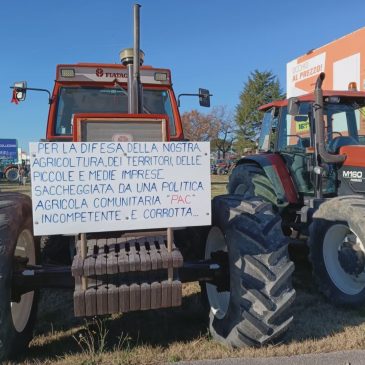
[1,0,365,152]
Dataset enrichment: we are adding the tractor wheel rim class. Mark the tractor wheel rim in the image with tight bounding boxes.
[11,229,35,333]
[205,226,230,320]
[7,169,19,182]
[323,223,365,295]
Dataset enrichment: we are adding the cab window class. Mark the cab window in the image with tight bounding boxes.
[258,110,274,151]
[54,87,176,136]
[278,104,311,153]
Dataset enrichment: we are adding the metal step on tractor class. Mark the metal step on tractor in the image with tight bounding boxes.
[1,4,296,361]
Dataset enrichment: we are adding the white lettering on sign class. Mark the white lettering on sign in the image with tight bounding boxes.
[290,53,325,82]
[30,142,211,235]
[286,52,326,97]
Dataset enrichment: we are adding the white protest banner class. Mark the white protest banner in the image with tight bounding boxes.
[29,142,211,235]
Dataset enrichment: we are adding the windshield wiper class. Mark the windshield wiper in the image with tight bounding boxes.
[113,82,152,114]
[113,82,128,96]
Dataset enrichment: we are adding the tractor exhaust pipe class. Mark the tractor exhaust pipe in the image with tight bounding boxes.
[314,72,346,164]
[120,4,144,114]
[132,3,142,114]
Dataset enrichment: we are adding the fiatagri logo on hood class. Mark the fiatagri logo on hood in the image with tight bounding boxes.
[95,67,127,78]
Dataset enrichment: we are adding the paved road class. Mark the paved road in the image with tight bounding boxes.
[177,350,365,365]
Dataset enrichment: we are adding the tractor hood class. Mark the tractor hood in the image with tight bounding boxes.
[338,145,365,195]
[340,145,365,168]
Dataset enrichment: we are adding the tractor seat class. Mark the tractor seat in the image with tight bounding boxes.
[327,136,359,153]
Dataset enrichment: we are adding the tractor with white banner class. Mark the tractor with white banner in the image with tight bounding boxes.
[2,4,295,360]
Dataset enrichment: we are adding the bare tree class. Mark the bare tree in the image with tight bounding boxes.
[181,109,220,141]
[210,106,236,159]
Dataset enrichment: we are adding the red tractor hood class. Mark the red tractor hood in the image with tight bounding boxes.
[340,145,365,167]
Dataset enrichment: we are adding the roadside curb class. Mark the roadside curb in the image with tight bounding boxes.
[176,349,365,365]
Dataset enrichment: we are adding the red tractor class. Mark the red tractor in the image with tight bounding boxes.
[228,73,365,307]
[1,5,295,361]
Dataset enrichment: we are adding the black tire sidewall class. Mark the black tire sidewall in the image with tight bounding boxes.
[207,196,257,344]
[208,222,243,343]
[310,217,365,306]
[0,197,38,360]
[5,167,19,183]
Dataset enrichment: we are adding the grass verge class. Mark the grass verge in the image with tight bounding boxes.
[2,176,365,364]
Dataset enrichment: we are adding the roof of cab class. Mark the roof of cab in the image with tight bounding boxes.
[259,90,365,111]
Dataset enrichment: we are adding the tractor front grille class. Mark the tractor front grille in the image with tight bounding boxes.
[79,120,165,142]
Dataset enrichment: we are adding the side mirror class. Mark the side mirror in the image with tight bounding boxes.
[177,89,212,107]
[12,81,27,102]
[288,97,300,115]
[199,88,211,108]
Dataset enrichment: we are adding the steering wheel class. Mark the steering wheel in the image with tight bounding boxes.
[327,132,343,152]
[329,131,343,139]
[327,134,359,153]
[284,135,311,152]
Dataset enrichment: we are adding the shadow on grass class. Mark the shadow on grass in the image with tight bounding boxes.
[15,246,365,363]
[24,287,208,363]
[288,245,365,342]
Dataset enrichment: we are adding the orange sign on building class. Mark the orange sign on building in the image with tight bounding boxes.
[287,27,365,97]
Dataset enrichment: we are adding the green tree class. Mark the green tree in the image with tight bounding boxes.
[235,70,283,141]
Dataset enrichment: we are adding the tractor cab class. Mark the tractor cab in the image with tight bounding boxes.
[225,73,365,313]
[11,50,211,144]
[258,85,365,198]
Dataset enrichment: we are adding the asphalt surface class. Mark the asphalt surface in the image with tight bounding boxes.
[176,350,365,365]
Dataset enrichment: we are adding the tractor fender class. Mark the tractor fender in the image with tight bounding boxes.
[236,154,299,205]
[3,164,18,174]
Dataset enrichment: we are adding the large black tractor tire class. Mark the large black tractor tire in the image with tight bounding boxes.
[5,167,19,183]
[174,226,209,262]
[217,167,225,176]
[41,235,73,265]
[205,195,295,347]
[309,195,365,307]
[227,163,277,206]
[0,193,39,361]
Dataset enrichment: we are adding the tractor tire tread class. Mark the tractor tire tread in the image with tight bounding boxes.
[208,195,295,347]
[227,163,277,207]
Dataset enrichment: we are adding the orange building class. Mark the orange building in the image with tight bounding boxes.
[287,27,365,97]
[286,27,365,137]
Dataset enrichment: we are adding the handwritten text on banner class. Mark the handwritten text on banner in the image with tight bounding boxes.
[30,142,211,235]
